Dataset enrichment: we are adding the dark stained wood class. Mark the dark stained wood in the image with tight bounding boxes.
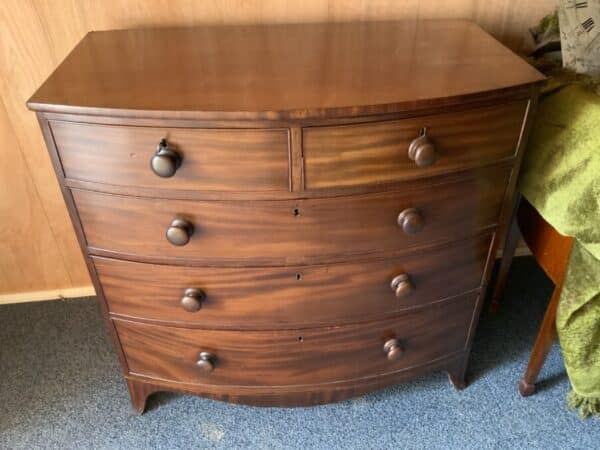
[446,354,468,390]
[34,113,131,375]
[28,21,542,412]
[49,121,290,192]
[93,234,491,329]
[303,100,527,189]
[491,198,574,396]
[489,195,522,313]
[63,158,516,202]
[469,91,539,369]
[125,351,469,412]
[39,87,537,131]
[27,21,544,120]
[73,166,510,265]
[115,294,475,387]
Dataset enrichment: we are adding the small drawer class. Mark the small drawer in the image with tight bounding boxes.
[50,121,290,192]
[302,100,527,189]
[115,293,476,387]
[94,234,491,328]
[73,165,510,264]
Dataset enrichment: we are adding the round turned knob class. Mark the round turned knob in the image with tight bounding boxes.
[390,273,414,298]
[383,339,404,361]
[151,138,182,177]
[180,288,205,312]
[166,218,193,246]
[408,131,437,168]
[196,351,216,373]
[397,208,424,233]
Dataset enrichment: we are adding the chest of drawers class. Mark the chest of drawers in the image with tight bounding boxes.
[28,20,544,413]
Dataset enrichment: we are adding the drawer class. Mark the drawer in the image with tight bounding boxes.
[94,235,490,328]
[74,166,510,264]
[50,121,290,192]
[115,293,476,387]
[303,100,527,189]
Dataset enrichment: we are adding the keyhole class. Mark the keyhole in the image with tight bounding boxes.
[298,336,304,342]
[293,208,300,217]
[296,273,302,281]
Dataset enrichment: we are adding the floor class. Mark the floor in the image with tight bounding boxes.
[1,257,598,449]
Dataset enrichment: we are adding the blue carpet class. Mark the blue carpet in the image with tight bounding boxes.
[1,257,597,449]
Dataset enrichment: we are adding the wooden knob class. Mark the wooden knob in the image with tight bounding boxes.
[166,218,193,246]
[390,274,414,298]
[397,208,424,233]
[196,351,216,373]
[408,131,437,168]
[151,138,181,177]
[383,339,403,361]
[181,288,205,312]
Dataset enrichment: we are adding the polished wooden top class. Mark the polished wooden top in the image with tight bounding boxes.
[28,20,544,120]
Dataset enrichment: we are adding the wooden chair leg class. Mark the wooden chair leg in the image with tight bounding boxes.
[489,205,521,313]
[518,279,561,396]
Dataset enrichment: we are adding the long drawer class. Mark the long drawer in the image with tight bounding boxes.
[303,100,527,189]
[50,121,290,192]
[94,234,490,328]
[115,293,476,387]
[74,166,510,264]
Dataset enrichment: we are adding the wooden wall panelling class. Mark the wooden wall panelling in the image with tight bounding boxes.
[0,96,67,295]
[0,0,556,302]
[473,0,556,52]
[0,0,91,302]
[0,96,94,303]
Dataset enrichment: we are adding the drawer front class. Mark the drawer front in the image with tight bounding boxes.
[50,121,290,192]
[74,166,510,264]
[94,234,490,328]
[115,294,475,387]
[303,100,527,189]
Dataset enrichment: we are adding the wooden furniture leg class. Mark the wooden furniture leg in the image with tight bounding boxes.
[518,281,561,396]
[489,198,522,312]
[446,355,468,390]
[126,378,161,415]
[494,198,575,396]
[516,199,574,396]
[487,197,574,396]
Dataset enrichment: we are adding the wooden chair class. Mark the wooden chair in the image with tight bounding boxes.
[490,196,574,396]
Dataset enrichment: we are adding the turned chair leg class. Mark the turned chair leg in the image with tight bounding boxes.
[518,280,561,396]
[489,205,521,313]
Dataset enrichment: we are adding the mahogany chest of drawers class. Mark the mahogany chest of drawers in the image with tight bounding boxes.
[28,20,544,413]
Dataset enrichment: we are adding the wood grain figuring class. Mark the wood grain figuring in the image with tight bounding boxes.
[73,166,510,265]
[1,0,555,300]
[0,1,93,298]
[93,234,491,328]
[125,352,468,410]
[0,97,75,294]
[115,294,476,387]
[26,19,543,411]
[50,121,290,192]
[303,100,527,189]
[27,21,544,120]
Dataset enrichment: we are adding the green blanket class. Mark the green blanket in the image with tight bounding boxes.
[519,84,600,418]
